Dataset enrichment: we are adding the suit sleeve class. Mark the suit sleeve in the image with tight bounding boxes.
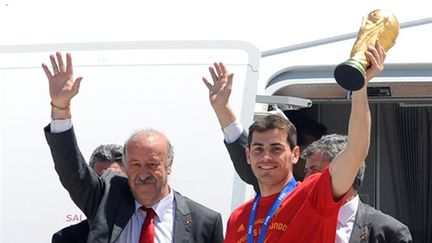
[224,131,259,192]
[210,213,224,243]
[44,125,103,219]
[383,217,413,243]
[390,224,413,243]
[51,220,90,243]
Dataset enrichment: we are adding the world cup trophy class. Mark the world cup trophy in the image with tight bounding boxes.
[334,9,400,91]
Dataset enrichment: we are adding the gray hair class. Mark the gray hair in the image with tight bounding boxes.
[123,129,174,166]
[89,144,124,168]
[301,134,365,191]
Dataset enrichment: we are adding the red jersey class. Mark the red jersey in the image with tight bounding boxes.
[225,168,344,243]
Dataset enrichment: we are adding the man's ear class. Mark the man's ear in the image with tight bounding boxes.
[167,164,172,175]
[291,146,300,165]
[246,148,252,165]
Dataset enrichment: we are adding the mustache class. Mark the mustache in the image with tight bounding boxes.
[134,175,157,185]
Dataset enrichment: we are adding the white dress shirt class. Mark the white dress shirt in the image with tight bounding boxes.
[336,195,359,243]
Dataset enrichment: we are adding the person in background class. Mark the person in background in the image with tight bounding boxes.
[89,144,126,177]
[302,134,412,243]
[52,143,126,243]
[283,111,328,181]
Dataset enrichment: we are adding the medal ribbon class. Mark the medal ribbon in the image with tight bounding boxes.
[247,177,297,243]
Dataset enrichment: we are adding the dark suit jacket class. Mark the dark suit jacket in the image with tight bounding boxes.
[349,201,412,243]
[52,220,89,243]
[226,131,413,243]
[45,125,223,243]
[224,131,260,192]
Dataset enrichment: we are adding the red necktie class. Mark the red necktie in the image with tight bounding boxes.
[139,207,156,243]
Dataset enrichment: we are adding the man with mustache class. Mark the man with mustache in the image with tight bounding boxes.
[43,52,223,243]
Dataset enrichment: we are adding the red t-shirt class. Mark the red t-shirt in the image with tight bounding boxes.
[225,168,344,243]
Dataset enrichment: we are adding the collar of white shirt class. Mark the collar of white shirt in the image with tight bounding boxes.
[338,194,359,225]
[134,187,175,222]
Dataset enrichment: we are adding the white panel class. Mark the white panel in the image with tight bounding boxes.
[0,41,259,243]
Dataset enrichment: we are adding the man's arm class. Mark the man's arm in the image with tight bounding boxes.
[390,224,413,243]
[224,130,259,191]
[203,63,258,191]
[43,52,102,218]
[210,213,224,243]
[329,41,386,198]
[45,126,103,218]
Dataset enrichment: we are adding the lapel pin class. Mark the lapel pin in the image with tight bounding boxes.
[185,219,192,225]
[360,228,368,241]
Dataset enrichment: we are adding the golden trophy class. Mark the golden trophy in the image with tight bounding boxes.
[334,9,400,91]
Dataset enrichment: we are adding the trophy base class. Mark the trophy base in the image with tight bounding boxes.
[334,60,366,91]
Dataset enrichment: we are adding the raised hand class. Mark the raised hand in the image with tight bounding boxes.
[42,52,83,109]
[330,41,385,198]
[202,62,234,110]
[202,62,236,128]
[364,40,386,83]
